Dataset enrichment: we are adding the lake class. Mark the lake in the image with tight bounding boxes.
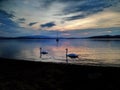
[0,39,120,66]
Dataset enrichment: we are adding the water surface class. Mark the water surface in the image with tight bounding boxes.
[0,39,120,66]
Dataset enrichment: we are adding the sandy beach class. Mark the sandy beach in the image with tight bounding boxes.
[0,57,120,90]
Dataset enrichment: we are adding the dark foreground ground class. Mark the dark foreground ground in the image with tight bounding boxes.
[0,58,120,90]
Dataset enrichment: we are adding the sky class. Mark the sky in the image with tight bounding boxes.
[0,0,120,37]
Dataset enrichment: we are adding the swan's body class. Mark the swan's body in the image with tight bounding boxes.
[40,51,48,54]
[67,53,78,58]
[56,38,59,42]
[65,48,78,62]
[40,48,48,58]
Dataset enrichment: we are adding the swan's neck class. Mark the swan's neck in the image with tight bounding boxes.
[66,49,68,56]
[40,48,42,52]
[40,48,42,58]
[66,48,68,63]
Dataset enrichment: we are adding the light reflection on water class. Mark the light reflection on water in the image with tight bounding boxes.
[0,39,120,66]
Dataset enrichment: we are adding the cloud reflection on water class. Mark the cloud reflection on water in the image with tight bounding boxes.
[0,39,120,65]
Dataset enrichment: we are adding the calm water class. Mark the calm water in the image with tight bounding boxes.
[0,39,120,66]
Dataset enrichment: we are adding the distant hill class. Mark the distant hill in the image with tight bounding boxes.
[0,35,53,39]
[0,37,15,39]
[89,35,120,39]
[0,35,83,39]
[1,35,120,39]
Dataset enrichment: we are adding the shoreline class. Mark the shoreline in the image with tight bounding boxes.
[1,57,120,68]
[0,57,120,90]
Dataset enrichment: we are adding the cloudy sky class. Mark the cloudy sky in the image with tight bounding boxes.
[0,0,120,37]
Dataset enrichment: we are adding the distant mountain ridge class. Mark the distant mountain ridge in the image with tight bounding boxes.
[89,35,120,38]
[0,35,52,39]
[0,35,120,39]
[0,35,83,39]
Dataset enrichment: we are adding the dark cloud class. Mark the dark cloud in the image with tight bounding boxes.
[35,0,74,9]
[29,22,38,26]
[0,9,21,35]
[0,9,37,37]
[18,18,26,23]
[41,22,56,28]
[0,0,5,4]
[18,18,25,21]
[65,14,85,21]
[61,0,117,21]
[35,0,55,9]
[0,9,15,18]
[0,9,17,28]
[65,8,103,21]
[63,0,112,14]
[41,0,54,6]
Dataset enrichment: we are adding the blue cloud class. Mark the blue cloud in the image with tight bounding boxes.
[62,0,117,21]
[41,22,56,28]
[29,22,38,26]
[0,9,22,36]
[0,9,18,28]
[63,0,112,14]
[0,9,15,18]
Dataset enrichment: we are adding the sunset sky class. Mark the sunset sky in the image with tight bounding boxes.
[0,0,120,37]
